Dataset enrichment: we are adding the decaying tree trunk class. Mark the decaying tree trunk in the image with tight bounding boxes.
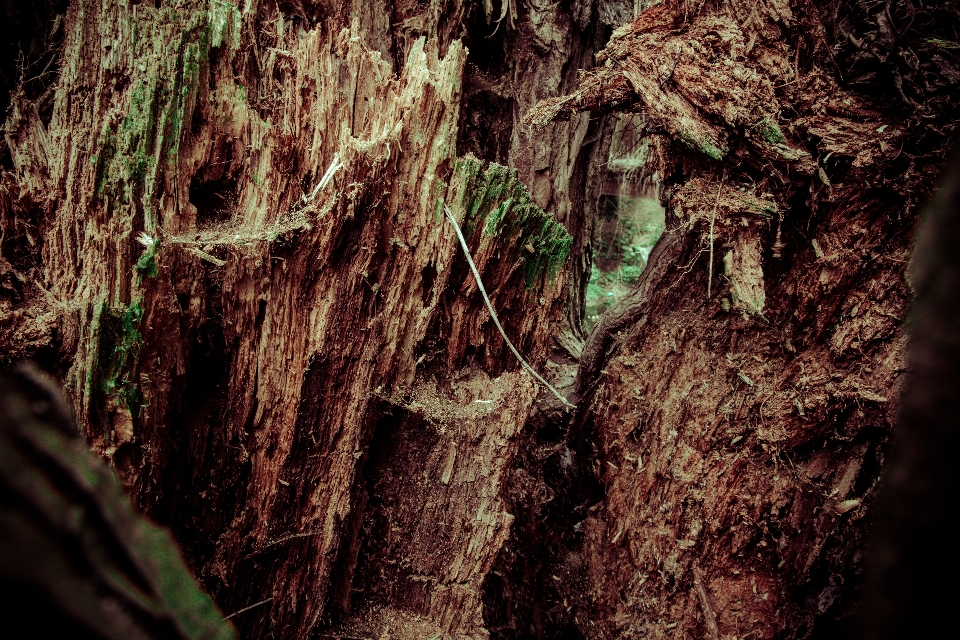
[517,1,960,638]
[0,1,624,639]
[6,0,959,638]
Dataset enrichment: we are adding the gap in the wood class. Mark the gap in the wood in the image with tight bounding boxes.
[585,114,665,330]
[190,173,238,230]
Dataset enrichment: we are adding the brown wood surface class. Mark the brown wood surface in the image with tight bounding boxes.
[0,1,619,638]
[3,0,958,639]
[523,1,960,638]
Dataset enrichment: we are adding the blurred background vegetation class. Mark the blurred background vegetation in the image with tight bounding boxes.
[585,114,664,328]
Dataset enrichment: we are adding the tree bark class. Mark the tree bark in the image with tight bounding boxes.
[7,1,957,639]
[520,1,960,638]
[0,1,620,639]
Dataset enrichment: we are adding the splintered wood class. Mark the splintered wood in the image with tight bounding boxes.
[0,2,573,639]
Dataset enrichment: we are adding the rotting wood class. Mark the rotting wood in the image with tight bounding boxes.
[330,371,535,639]
[527,0,960,638]
[444,203,574,409]
[0,2,619,639]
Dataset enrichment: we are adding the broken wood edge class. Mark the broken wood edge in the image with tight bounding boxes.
[443,204,576,409]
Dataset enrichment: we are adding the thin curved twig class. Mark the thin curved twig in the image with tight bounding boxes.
[444,205,575,409]
[224,597,273,620]
[707,177,724,299]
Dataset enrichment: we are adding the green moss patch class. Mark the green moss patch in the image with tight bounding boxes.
[757,117,786,145]
[679,131,727,161]
[134,239,160,283]
[94,6,213,224]
[97,300,144,411]
[452,157,572,288]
